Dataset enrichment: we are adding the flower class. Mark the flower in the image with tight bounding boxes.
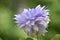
[14,5,50,36]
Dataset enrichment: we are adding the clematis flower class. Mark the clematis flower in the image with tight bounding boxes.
[14,5,50,36]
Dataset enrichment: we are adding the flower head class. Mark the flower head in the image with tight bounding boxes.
[14,5,50,36]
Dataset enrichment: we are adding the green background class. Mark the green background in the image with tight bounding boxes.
[0,0,60,40]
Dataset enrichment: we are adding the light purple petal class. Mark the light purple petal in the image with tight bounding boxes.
[14,5,50,36]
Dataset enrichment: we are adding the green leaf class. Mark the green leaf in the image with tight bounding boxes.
[51,34,60,40]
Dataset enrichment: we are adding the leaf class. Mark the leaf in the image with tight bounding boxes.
[51,34,60,40]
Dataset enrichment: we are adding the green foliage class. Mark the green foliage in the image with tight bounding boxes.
[0,38,2,40]
[51,34,60,40]
[0,7,27,40]
[26,38,33,40]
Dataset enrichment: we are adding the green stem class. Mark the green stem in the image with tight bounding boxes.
[36,32,40,40]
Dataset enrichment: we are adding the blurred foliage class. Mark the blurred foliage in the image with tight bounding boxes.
[0,7,27,40]
[51,34,60,40]
[26,38,33,40]
[0,0,60,40]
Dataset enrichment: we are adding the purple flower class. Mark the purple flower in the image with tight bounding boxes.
[14,5,50,36]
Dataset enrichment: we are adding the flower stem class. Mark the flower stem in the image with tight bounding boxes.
[36,32,41,40]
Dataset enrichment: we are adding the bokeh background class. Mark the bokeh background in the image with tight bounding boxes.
[0,0,60,40]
